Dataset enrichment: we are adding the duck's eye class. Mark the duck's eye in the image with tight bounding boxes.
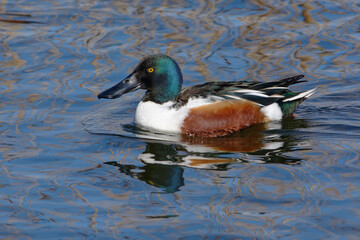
[147,68,154,73]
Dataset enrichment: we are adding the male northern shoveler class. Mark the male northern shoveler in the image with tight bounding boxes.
[98,54,315,137]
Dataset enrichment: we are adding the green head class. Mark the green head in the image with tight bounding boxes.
[98,54,183,103]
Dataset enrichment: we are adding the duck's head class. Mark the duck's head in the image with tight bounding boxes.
[98,54,183,103]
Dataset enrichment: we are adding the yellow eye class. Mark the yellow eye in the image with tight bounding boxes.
[147,68,154,73]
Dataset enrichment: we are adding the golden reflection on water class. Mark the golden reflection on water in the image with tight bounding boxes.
[0,0,360,239]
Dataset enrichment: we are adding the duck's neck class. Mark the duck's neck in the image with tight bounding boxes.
[142,87,179,104]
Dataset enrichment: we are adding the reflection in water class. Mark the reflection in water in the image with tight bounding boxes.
[1,0,360,238]
[104,119,310,192]
[105,161,184,193]
[105,143,185,193]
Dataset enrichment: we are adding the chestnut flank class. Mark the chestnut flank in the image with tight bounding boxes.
[181,99,267,137]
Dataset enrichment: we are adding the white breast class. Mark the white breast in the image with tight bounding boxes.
[135,98,219,133]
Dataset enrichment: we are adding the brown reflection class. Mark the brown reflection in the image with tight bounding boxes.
[300,0,317,24]
[185,158,238,168]
[182,124,267,152]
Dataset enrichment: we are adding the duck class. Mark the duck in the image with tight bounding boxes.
[98,54,315,137]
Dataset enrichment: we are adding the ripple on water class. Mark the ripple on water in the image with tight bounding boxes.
[1,0,360,239]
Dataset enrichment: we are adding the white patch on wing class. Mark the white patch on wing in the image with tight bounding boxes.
[231,89,269,98]
[223,94,244,100]
[263,87,288,90]
[135,97,221,133]
[260,102,283,120]
[283,88,316,102]
[269,94,285,98]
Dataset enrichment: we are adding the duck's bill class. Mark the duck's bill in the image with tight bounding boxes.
[97,73,142,99]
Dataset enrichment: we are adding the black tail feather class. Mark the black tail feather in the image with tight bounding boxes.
[277,74,306,87]
[251,75,306,90]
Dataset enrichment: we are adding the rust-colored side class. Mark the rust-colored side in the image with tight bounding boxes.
[187,158,238,168]
[181,124,266,152]
[181,99,267,137]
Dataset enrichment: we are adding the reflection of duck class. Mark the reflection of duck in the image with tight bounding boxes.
[181,124,273,153]
[138,122,305,169]
[105,119,311,192]
[98,54,315,137]
[105,160,184,193]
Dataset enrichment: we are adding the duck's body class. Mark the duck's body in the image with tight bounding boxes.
[98,54,315,137]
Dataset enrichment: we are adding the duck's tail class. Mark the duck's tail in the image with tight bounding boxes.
[279,88,316,117]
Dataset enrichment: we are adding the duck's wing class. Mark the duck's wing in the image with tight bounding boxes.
[176,75,306,107]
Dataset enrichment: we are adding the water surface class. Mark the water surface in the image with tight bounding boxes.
[1,0,360,239]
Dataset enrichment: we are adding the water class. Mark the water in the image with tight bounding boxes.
[1,0,360,239]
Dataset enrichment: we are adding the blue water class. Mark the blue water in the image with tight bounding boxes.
[1,0,360,239]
